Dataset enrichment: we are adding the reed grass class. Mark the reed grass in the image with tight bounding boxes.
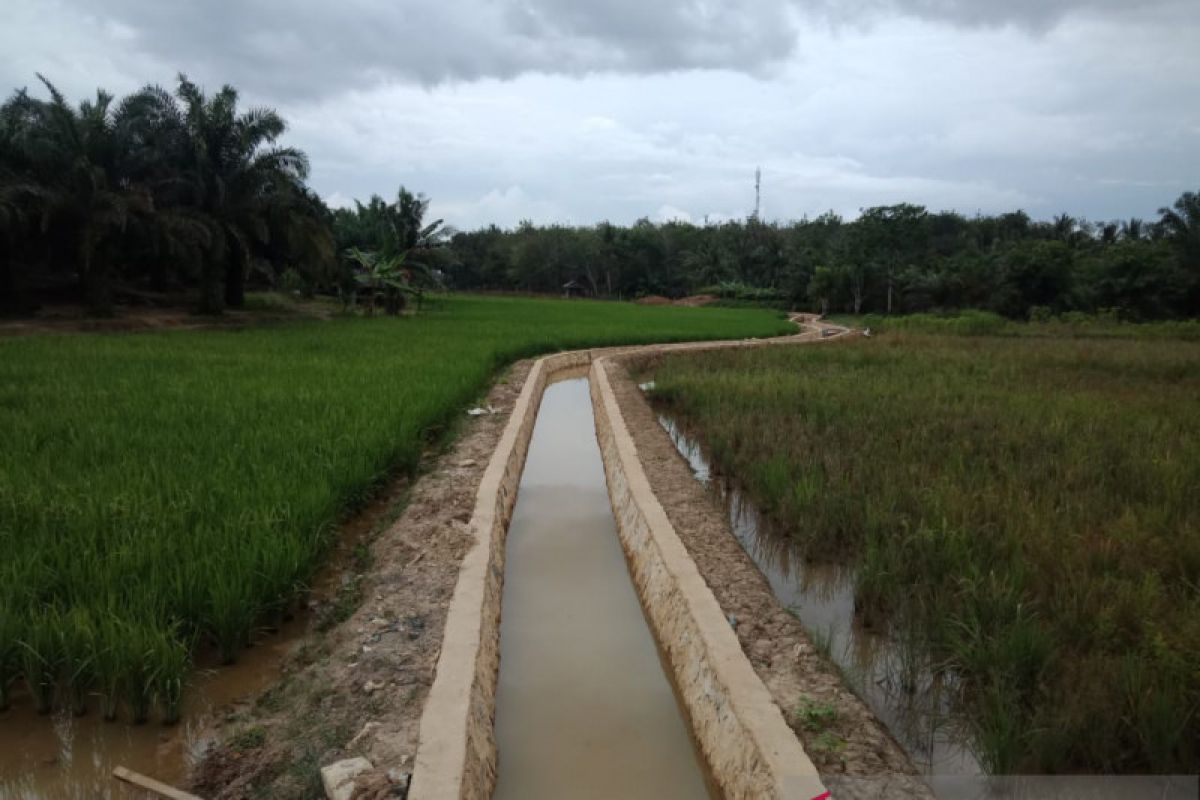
[0,294,790,722]
[649,329,1200,773]
[838,310,1200,341]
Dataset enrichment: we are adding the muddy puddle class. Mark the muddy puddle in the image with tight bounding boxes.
[653,409,1199,800]
[0,475,406,799]
[493,376,712,800]
[0,629,298,799]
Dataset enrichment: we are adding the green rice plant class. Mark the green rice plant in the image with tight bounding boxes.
[1120,654,1195,774]
[835,310,1200,341]
[206,562,265,665]
[0,600,19,711]
[0,294,789,718]
[970,680,1027,774]
[58,607,96,716]
[849,310,1009,336]
[92,616,127,722]
[120,620,162,724]
[18,610,60,714]
[152,625,191,724]
[649,330,1200,773]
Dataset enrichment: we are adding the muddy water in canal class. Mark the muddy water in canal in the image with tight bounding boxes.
[493,377,712,800]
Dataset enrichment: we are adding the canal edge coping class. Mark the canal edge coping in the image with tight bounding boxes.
[409,318,843,800]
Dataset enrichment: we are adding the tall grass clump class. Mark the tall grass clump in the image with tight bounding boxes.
[648,331,1200,773]
[839,310,1200,341]
[0,598,20,712]
[0,294,788,722]
[850,310,1009,336]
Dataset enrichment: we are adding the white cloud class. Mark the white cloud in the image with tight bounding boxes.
[436,186,567,230]
[655,205,694,223]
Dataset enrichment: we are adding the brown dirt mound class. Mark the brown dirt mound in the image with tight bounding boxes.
[672,294,719,307]
[634,295,671,305]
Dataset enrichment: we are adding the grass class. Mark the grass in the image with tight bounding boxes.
[796,695,839,732]
[833,310,1200,341]
[647,329,1200,774]
[0,293,790,722]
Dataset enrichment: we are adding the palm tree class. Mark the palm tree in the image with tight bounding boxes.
[1157,192,1200,264]
[1158,191,1200,314]
[264,186,336,294]
[1120,218,1146,241]
[0,124,38,312]
[0,76,152,315]
[1051,213,1078,245]
[130,75,309,312]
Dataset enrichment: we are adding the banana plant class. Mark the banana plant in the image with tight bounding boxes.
[345,246,410,316]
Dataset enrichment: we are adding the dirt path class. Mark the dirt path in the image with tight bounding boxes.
[189,314,927,799]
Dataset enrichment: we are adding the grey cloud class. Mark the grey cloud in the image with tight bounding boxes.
[33,0,1189,102]
[6,0,1193,229]
[56,0,798,99]
[820,1,1185,30]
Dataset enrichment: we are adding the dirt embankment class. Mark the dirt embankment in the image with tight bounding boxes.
[190,362,533,800]
[634,294,718,307]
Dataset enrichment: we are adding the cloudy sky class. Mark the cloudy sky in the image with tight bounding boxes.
[3,1,1197,229]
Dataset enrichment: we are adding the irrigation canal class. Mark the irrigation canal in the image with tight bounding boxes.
[492,374,713,799]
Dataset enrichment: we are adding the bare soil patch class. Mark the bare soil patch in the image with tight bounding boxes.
[672,293,719,307]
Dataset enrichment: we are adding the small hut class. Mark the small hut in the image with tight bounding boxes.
[562,280,588,299]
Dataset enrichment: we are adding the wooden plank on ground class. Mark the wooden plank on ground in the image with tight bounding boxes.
[112,766,205,800]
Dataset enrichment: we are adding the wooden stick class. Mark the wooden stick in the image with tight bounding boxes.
[112,766,206,800]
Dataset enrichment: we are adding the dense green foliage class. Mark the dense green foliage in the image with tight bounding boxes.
[332,190,448,314]
[1,75,334,316]
[0,295,790,720]
[648,332,1200,773]
[446,198,1200,320]
[838,310,1200,341]
[4,77,1199,324]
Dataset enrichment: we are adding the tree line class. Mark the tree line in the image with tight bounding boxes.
[3,76,1198,321]
[446,198,1200,320]
[0,74,340,316]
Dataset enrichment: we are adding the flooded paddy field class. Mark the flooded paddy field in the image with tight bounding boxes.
[640,330,1200,792]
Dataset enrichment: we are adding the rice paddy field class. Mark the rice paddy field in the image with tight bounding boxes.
[646,326,1200,774]
[0,294,791,723]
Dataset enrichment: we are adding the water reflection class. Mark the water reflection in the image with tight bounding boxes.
[493,378,713,800]
[0,618,301,799]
